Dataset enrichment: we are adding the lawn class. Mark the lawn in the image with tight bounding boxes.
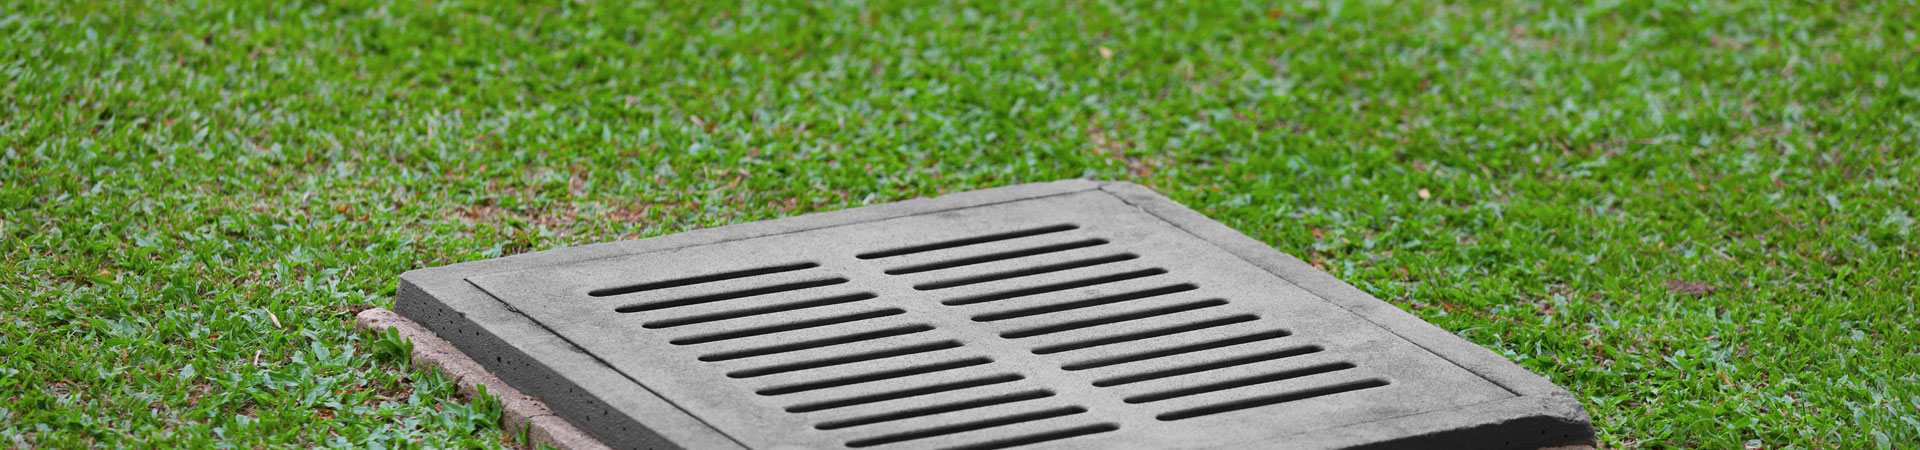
[2,0,1917,448]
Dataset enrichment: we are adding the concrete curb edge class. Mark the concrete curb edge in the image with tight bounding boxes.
[355,308,612,450]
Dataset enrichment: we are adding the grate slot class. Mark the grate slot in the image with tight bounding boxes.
[697,325,934,362]
[1061,330,1290,371]
[643,292,880,329]
[1092,345,1324,387]
[1123,362,1358,403]
[999,299,1229,339]
[786,374,1025,413]
[615,278,850,313]
[588,262,821,297]
[915,254,1139,291]
[1032,315,1259,355]
[670,309,904,345]
[857,224,1079,260]
[844,407,1088,448]
[815,390,1056,431]
[943,268,1170,306]
[758,358,995,396]
[884,239,1110,275]
[937,423,1121,450]
[971,283,1198,321]
[727,341,965,379]
[1155,379,1392,421]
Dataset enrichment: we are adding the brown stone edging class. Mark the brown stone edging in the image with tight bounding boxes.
[355,308,612,450]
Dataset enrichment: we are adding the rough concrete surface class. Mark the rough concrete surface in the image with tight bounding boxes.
[355,308,1597,450]
[393,180,1596,450]
[355,308,611,450]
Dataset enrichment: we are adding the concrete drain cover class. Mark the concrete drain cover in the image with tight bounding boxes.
[399,180,1592,450]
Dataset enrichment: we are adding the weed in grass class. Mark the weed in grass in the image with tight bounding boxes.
[370,327,414,370]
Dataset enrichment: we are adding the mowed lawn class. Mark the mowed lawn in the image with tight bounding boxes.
[3,0,1917,448]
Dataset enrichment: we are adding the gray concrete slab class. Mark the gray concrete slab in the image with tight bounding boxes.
[397,180,1593,450]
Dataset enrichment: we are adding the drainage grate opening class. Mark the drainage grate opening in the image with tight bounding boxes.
[856,224,1080,260]
[434,182,1589,450]
[969,282,1196,320]
[885,238,1112,275]
[725,340,965,379]
[814,390,1058,430]
[1156,379,1394,422]
[999,298,1230,339]
[589,262,823,297]
[1121,361,1359,404]
[1061,329,1292,371]
[912,253,1141,291]
[785,374,1028,413]
[757,357,994,396]
[613,277,852,313]
[1030,314,1261,355]
[1091,345,1324,387]
[843,406,1089,448]
[642,292,880,329]
[697,325,935,362]
[667,308,907,345]
[939,423,1122,450]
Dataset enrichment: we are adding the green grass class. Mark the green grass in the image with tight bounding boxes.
[2,0,1917,448]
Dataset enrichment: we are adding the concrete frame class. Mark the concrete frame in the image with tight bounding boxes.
[395,180,1595,450]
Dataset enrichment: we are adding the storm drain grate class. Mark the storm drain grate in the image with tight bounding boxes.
[400,180,1593,450]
